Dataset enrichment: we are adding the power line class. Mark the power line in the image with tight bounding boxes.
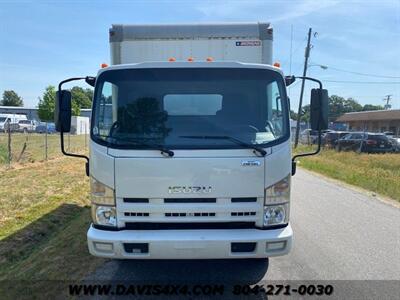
[322,80,400,84]
[282,35,308,67]
[311,63,400,79]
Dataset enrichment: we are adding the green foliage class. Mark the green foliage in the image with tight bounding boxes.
[328,95,363,121]
[71,87,93,109]
[295,95,382,123]
[1,90,24,106]
[290,110,298,120]
[295,147,400,202]
[37,86,81,121]
[37,86,56,121]
[362,104,384,111]
[0,144,7,164]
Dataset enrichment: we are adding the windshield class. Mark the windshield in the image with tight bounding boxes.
[92,68,289,149]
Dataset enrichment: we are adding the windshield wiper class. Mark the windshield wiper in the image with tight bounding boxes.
[179,135,267,157]
[107,136,174,157]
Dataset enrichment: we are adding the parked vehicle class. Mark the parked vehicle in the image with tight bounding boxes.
[323,131,350,148]
[383,131,400,152]
[54,22,328,274]
[299,129,319,144]
[336,132,393,153]
[0,113,27,132]
[35,122,57,134]
[18,119,39,133]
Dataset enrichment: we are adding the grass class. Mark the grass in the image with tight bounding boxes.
[0,157,105,298]
[0,144,7,164]
[0,139,399,297]
[294,145,400,202]
[0,132,88,166]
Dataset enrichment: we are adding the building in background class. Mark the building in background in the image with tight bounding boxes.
[80,109,92,120]
[0,106,38,120]
[0,106,92,122]
[336,109,400,136]
[71,116,90,135]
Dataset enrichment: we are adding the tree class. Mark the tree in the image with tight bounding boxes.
[290,110,298,120]
[328,95,364,122]
[294,94,384,125]
[71,86,93,109]
[362,104,383,111]
[1,90,24,106]
[329,95,347,122]
[38,85,80,121]
[300,104,310,122]
[344,97,362,112]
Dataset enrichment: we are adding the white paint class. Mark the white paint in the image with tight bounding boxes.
[87,224,292,259]
[87,23,292,262]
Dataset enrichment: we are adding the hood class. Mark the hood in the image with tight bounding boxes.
[114,156,265,199]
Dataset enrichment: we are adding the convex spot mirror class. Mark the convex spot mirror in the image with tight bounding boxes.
[310,88,329,131]
[55,90,72,132]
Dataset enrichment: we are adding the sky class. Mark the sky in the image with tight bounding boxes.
[0,0,399,110]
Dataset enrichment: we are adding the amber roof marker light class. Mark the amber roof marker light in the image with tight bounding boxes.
[101,63,108,68]
[168,57,176,62]
[273,62,281,68]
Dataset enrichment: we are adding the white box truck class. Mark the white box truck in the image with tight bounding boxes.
[55,23,328,271]
[0,113,27,132]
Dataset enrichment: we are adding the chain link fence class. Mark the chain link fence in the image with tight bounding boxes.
[0,122,89,167]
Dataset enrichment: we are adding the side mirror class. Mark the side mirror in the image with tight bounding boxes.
[310,88,329,131]
[55,90,72,132]
[285,75,296,86]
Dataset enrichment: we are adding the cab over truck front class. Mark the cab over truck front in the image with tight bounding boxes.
[55,23,328,274]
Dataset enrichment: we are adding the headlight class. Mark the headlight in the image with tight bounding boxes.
[91,177,115,205]
[92,205,117,227]
[90,177,116,227]
[264,175,290,227]
[263,204,288,226]
[264,175,290,205]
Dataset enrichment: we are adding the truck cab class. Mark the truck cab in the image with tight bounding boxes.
[55,23,328,267]
[87,61,293,259]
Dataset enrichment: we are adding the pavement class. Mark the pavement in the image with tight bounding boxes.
[86,168,400,298]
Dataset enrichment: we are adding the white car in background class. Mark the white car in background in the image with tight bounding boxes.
[18,120,39,133]
[0,114,28,132]
[384,132,400,152]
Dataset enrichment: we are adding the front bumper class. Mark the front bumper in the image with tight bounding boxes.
[87,224,293,259]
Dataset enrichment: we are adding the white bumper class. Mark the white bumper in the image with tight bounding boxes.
[87,224,293,259]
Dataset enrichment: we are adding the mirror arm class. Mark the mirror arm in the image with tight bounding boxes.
[291,131,322,176]
[291,76,324,176]
[294,76,323,89]
[58,77,92,176]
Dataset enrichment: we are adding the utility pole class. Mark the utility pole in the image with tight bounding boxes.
[294,28,313,148]
[383,94,392,110]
